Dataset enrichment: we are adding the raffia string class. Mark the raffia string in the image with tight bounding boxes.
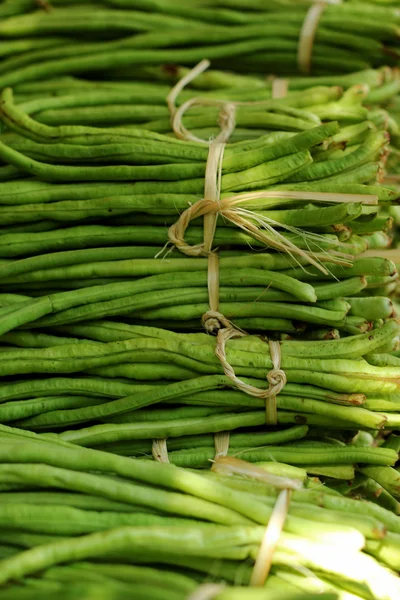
[167,188,375,272]
[211,456,296,586]
[298,0,342,75]
[214,431,230,458]
[250,488,292,586]
[203,142,227,321]
[187,584,226,600]
[206,147,230,451]
[167,61,289,425]
[152,438,169,463]
[168,63,234,319]
[169,191,374,268]
[172,98,236,145]
[266,340,283,424]
[215,328,285,425]
[167,62,376,272]
[152,429,229,464]
[167,59,236,145]
[272,77,289,99]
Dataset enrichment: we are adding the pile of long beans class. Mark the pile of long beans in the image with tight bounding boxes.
[0,428,400,600]
[2,4,400,598]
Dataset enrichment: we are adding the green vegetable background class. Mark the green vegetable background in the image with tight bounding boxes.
[1,0,400,598]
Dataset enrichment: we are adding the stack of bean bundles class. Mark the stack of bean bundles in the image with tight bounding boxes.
[1,1,400,599]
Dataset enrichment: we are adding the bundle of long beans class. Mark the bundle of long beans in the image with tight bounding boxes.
[0,87,393,297]
[5,58,400,314]
[2,318,400,504]
[6,67,398,138]
[0,66,398,163]
[0,0,399,83]
[0,429,399,600]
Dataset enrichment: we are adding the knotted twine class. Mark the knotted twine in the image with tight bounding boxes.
[298,0,343,74]
[165,62,359,275]
[166,59,287,437]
